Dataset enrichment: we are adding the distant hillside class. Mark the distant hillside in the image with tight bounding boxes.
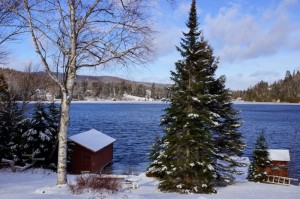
[0,67,171,101]
[232,70,300,103]
[75,74,128,83]
[76,74,168,88]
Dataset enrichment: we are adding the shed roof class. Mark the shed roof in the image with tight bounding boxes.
[268,149,290,162]
[69,129,116,152]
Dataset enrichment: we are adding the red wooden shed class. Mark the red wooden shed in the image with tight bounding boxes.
[265,149,290,177]
[69,129,116,174]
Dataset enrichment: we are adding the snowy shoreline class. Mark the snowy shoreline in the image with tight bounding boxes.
[70,100,167,104]
[0,168,299,199]
[25,100,167,104]
[232,101,300,105]
[25,100,300,105]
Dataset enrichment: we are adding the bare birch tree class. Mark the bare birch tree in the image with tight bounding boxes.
[0,1,23,63]
[3,0,153,185]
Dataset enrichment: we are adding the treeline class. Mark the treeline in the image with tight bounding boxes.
[0,67,171,101]
[0,67,54,101]
[73,79,171,101]
[3,67,300,103]
[232,70,300,103]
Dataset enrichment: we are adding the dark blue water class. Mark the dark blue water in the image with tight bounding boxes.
[68,102,300,178]
[237,103,300,179]
[69,103,166,174]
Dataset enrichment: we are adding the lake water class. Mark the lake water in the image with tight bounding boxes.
[68,102,300,178]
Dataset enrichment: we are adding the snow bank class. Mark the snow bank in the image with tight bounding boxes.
[123,94,154,101]
[0,168,299,199]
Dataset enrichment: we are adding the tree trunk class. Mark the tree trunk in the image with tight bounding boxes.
[56,93,70,185]
[186,61,192,159]
[56,66,76,185]
[57,1,77,185]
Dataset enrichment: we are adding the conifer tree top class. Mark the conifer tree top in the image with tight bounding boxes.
[186,0,200,42]
[178,0,202,56]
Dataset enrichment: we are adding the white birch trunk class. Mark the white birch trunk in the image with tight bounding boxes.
[57,1,77,185]
[56,71,76,184]
[56,93,70,185]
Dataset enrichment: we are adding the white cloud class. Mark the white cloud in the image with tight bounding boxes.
[204,0,300,63]
[174,2,191,17]
[249,71,280,78]
[152,1,192,56]
[152,25,182,56]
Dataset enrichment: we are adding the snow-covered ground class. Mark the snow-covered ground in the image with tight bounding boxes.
[0,168,299,199]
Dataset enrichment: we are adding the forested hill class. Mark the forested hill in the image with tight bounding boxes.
[3,67,300,103]
[232,70,300,103]
[0,67,171,101]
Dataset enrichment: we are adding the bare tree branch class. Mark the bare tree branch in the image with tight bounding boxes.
[0,1,25,63]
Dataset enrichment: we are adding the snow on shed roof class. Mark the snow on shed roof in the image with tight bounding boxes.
[69,129,116,152]
[268,149,290,161]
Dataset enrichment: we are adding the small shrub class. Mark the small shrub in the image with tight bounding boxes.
[68,174,121,195]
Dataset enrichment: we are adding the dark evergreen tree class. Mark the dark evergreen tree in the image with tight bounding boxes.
[0,100,27,162]
[147,0,244,193]
[209,76,245,185]
[151,83,156,99]
[0,73,10,104]
[47,101,60,167]
[248,131,270,182]
[146,135,164,177]
[0,74,27,162]
[22,102,54,165]
[148,0,215,193]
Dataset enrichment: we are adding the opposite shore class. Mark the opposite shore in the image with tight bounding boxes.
[25,100,300,105]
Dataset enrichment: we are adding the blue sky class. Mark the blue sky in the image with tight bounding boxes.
[3,0,300,90]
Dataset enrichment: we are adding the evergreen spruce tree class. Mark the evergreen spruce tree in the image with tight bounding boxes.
[0,74,12,159]
[47,101,60,167]
[22,102,54,164]
[146,135,164,177]
[149,0,216,193]
[0,73,10,105]
[248,131,270,182]
[0,100,27,162]
[0,74,27,162]
[147,0,244,193]
[209,77,245,185]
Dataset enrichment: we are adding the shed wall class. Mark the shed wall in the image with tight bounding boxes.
[70,143,114,174]
[91,144,114,173]
[70,144,92,173]
[265,161,288,177]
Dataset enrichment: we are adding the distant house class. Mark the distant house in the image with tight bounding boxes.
[265,149,290,177]
[69,129,116,174]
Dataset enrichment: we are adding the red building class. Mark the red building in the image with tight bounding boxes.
[265,149,290,177]
[69,129,116,174]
